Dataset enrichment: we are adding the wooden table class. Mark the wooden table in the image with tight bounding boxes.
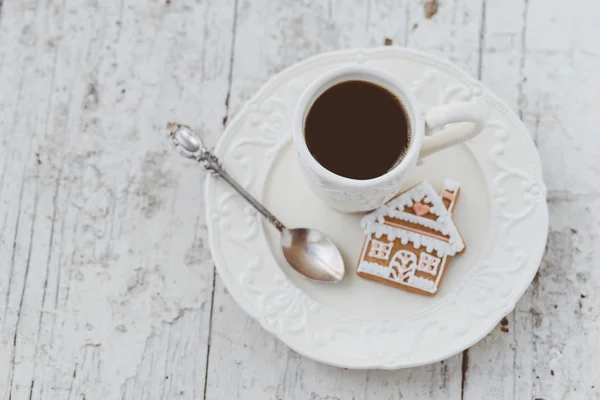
[1,0,598,398]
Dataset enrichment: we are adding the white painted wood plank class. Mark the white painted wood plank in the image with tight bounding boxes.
[533,199,600,399]
[406,0,484,77]
[480,0,526,110]
[121,309,211,399]
[466,0,600,399]
[523,0,600,196]
[0,0,235,398]
[0,0,62,397]
[515,0,600,398]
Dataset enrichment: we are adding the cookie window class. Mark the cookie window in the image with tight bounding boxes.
[391,250,418,271]
[417,252,441,275]
[368,239,393,260]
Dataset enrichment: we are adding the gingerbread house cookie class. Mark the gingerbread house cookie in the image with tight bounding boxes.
[356,179,465,296]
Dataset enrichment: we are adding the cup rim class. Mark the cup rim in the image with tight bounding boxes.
[292,65,425,188]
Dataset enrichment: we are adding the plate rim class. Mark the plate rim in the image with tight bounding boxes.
[204,47,549,369]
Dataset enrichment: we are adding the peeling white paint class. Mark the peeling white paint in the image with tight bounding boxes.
[0,0,598,399]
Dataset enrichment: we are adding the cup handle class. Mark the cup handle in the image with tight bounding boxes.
[419,102,486,159]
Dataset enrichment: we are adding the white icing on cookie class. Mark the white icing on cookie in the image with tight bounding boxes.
[361,181,465,258]
[443,178,460,192]
[357,261,436,293]
[407,275,436,292]
[365,222,456,257]
[358,260,394,279]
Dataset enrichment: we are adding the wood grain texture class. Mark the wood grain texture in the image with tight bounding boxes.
[0,0,234,398]
[1,0,599,399]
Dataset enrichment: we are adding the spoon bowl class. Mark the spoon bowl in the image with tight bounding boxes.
[281,228,345,282]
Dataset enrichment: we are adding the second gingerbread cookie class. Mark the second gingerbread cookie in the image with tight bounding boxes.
[356,179,465,296]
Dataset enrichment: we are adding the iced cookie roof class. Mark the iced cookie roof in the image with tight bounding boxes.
[360,180,465,257]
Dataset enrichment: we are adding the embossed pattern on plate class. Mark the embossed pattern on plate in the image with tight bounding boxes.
[205,48,549,369]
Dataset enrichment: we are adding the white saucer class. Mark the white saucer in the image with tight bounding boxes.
[205,48,548,369]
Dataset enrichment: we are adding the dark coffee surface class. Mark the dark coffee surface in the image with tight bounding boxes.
[304,80,410,180]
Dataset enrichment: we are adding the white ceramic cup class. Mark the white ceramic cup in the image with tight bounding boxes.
[292,65,486,213]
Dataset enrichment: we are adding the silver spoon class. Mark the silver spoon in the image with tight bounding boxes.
[166,123,345,283]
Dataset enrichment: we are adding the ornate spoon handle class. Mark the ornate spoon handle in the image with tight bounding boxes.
[167,123,286,232]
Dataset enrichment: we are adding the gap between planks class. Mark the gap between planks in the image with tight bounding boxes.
[203,0,240,398]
